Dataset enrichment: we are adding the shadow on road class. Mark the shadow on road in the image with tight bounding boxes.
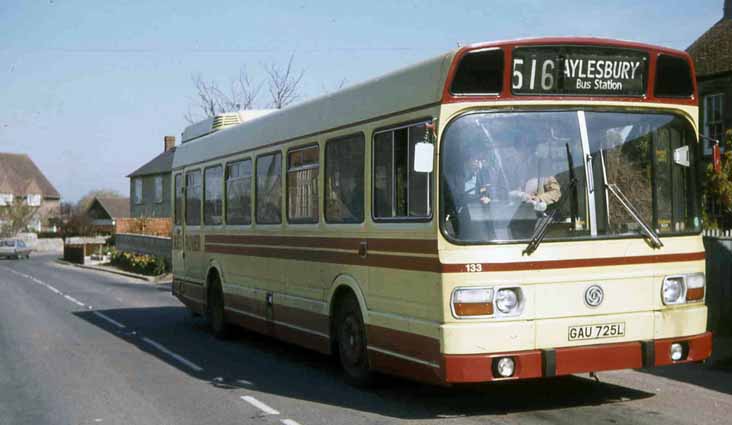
[637,363,732,396]
[74,306,654,419]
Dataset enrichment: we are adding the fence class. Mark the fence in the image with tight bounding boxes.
[115,218,172,237]
[115,233,172,265]
[704,235,732,336]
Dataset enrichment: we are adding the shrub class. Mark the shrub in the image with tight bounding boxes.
[109,248,167,276]
[703,129,732,230]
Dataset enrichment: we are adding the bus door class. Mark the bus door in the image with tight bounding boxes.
[172,173,185,275]
[183,169,205,283]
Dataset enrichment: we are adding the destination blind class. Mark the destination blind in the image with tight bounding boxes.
[511,46,648,96]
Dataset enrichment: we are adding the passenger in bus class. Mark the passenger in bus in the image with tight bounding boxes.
[509,138,562,212]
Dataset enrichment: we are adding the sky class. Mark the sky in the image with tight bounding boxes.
[0,0,725,202]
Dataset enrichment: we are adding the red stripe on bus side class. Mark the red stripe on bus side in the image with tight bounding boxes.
[441,251,705,273]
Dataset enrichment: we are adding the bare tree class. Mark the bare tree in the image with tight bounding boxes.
[229,68,261,111]
[321,78,348,96]
[264,53,305,109]
[0,198,39,237]
[185,55,305,122]
[184,68,262,124]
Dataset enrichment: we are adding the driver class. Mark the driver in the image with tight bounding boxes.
[509,138,561,212]
[463,146,490,205]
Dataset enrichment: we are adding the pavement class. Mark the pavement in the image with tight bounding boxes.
[1,254,732,425]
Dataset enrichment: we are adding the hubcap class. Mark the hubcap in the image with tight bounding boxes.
[340,315,362,365]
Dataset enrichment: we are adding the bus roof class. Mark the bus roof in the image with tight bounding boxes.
[173,51,456,169]
[173,37,695,170]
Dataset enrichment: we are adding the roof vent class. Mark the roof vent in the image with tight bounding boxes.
[181,110,276,144]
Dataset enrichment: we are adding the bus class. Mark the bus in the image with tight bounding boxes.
[171,37,712,385]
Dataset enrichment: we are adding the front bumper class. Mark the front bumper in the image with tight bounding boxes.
[442,331,712,383]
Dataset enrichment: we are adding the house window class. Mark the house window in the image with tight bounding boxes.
[154,176,163,204]
[226,159,252,225]
[373,122,431,220]
[256,152,282,224]
[704,93,725,155]
[287,145,319,223]
[204,165,223,225]
[26,194,41,206]
[0,193,13,206]
[325,133,364,223]
[134,178,143,204]
[185,170,202,225]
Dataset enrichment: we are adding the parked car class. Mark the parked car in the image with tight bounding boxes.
[0,239,32,259]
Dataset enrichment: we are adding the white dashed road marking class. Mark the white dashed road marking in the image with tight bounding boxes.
[142,337,204,372]
[6,265,307,425]
[64,294,86,307]
[240,396,280,415]
[93,311,126,329]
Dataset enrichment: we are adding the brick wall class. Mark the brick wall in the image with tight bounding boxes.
[115,217,172,237]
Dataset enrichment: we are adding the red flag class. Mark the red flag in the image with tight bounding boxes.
[713,143,722,174]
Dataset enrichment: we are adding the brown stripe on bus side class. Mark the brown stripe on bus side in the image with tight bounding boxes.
[367,238,438,254]
[205,244,441,272]
[367,324,441,365]
[441,251,706,273]
[206,234,361,250]
[274,304,330,336]
[205,234,438,255]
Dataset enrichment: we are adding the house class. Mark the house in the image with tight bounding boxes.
[687,0,732,155]
[86,197,130,234]
[0,152,61,232]
[127,136,176,218]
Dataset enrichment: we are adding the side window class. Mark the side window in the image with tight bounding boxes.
[204,165,223,225]
[256,152,282,224]
[373,122,431,220]
[134,178,143,204]
[174,173,183,225]
[226,159,252,225]
[154,175,163,203]
[325,134,364,223]
[287,145,319,223]
[185,170,202,225]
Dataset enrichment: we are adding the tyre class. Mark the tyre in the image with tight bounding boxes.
[207,277,231,339]
[335,294,375,386]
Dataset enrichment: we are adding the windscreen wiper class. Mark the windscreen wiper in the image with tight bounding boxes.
[605,183,663,248]
[523,143,577,256]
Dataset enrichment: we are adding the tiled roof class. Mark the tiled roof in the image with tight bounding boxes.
[0,152,60,198]
[687,13,732,77]
[127,147,175,178]
[92,197,130,219]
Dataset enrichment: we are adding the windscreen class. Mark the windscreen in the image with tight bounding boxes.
[441,110,701,244]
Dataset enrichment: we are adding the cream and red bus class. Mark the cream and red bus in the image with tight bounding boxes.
[172,37,711,385]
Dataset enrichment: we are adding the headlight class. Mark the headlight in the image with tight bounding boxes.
[661,273,705,305]
[662,276,685,305]
[495,288,520,314]
[452,288,494,317]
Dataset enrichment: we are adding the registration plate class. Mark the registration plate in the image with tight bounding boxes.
[568,322,626,341]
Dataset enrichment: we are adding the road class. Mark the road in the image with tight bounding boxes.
[1,254,731,425]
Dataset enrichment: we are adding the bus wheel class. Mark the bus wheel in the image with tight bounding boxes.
[335,295,374,386]
[207,277,231,339]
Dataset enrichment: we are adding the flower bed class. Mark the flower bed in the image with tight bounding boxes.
[109,248,167,276]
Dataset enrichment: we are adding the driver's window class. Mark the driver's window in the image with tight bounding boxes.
[373,121,432,221]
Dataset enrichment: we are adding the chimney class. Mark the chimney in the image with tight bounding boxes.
[164,135,176,152]
[727,0,732,19]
